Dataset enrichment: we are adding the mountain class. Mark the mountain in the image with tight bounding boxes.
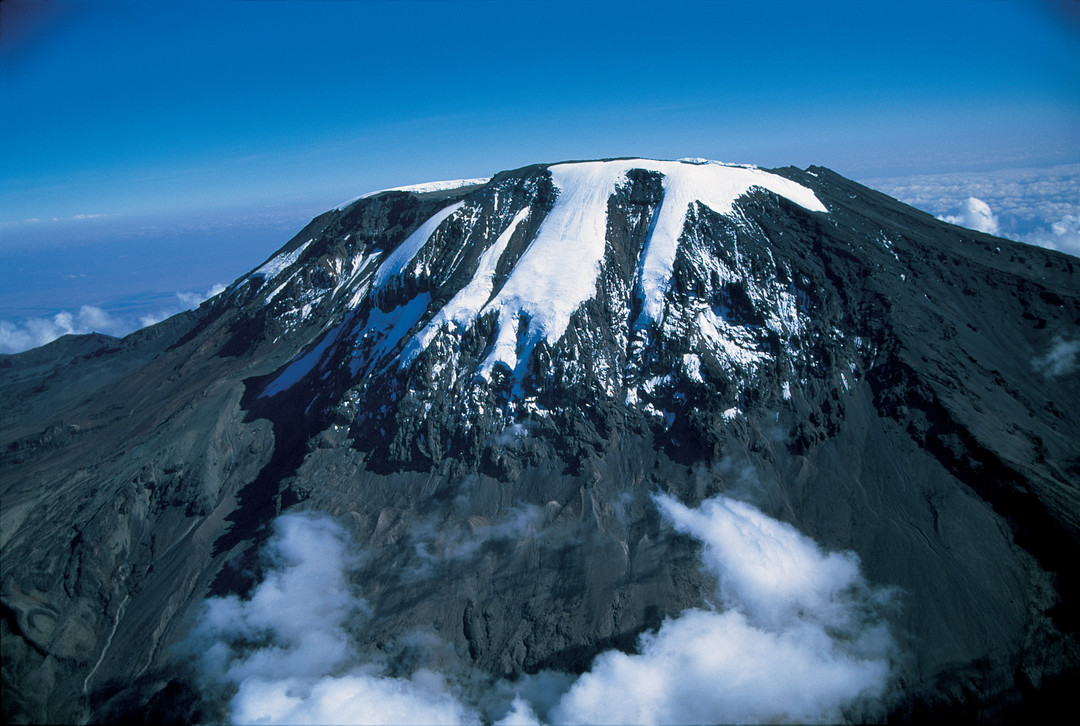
[2,158,1078,724]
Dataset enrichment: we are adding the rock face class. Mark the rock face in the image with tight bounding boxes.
[2,158,1078,723]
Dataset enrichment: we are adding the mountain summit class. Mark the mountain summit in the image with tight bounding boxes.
[2,158,1078,723]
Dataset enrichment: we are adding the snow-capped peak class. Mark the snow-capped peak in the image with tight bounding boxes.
[258,159,829,405]
[405,158,827,377]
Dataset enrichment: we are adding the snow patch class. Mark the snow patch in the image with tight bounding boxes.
[694,306,767,371]
[350,294,432,376]
[682,353,704,383]
[336,178,490,210]
[252,239,313,280]
[338,159,825,398]
[476,162,633,377]
[403,207,532,364]
[475,159,824,380]
[372,202,465,291]
[262,324,344,397]
[635,160,827,329]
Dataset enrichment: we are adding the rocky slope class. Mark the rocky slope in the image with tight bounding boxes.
[2,158,1078,723]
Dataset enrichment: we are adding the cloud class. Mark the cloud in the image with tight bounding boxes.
[864,164,1079,254]
[185,512,483,725]
[3,213,111,225]
[177,283,227,309]
[0,305,131,354]
[547,494,897,725]
[492,422,531,447]
[190,513,366,687]
[940,197,1000,235]
[0,284,226,354]
[405,503,548,580]
[496,697,543,726]
[1034,337,1080,377]
[230,670,480,725]
[1021,214,1080,255]
[187,495,899,725]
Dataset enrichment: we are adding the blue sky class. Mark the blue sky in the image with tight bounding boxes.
[1,0,1078,351]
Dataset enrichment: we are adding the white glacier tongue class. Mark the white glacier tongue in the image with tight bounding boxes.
[402,206,532,364]
[402,159,826,380]
[634,160,828,328]
[251,239,313,280]
[478,161,628,377]
[372,201,465,291]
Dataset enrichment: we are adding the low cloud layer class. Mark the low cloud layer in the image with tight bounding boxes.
[188,495,898,725]
[936,197,1079,254]
[1022,214,1080,255]
[865,164,1079,255]
[0,284,224,354]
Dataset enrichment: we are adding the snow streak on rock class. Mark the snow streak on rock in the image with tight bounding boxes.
[373,201,466,291]
[251,239,313,281]
[633,160,826,329]
[403,206,533,366]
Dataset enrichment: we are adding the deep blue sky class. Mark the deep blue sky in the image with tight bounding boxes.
[1,0,1078,349]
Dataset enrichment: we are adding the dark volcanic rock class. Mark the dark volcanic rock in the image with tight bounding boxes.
[1,159,1078,723]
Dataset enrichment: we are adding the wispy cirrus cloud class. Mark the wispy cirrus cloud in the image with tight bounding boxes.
[8,213,112,225]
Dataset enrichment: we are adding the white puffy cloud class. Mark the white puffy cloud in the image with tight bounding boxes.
[177,283,227,309]
[940,197,1000,235]
[188,497,898,725]
[546,494,896,725]
[1022,214,1080,255]
[495,697,543,726]
[187,512,483,725]
[191,512,366,686]
[230,670,481,726]
[0,305,130,354]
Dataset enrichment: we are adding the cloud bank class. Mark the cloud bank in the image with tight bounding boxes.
[188,495,898,725]
[0,284,225,354]
[864,164,1079,255]
[0,305,129,354]
[1022,214,1080,255]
